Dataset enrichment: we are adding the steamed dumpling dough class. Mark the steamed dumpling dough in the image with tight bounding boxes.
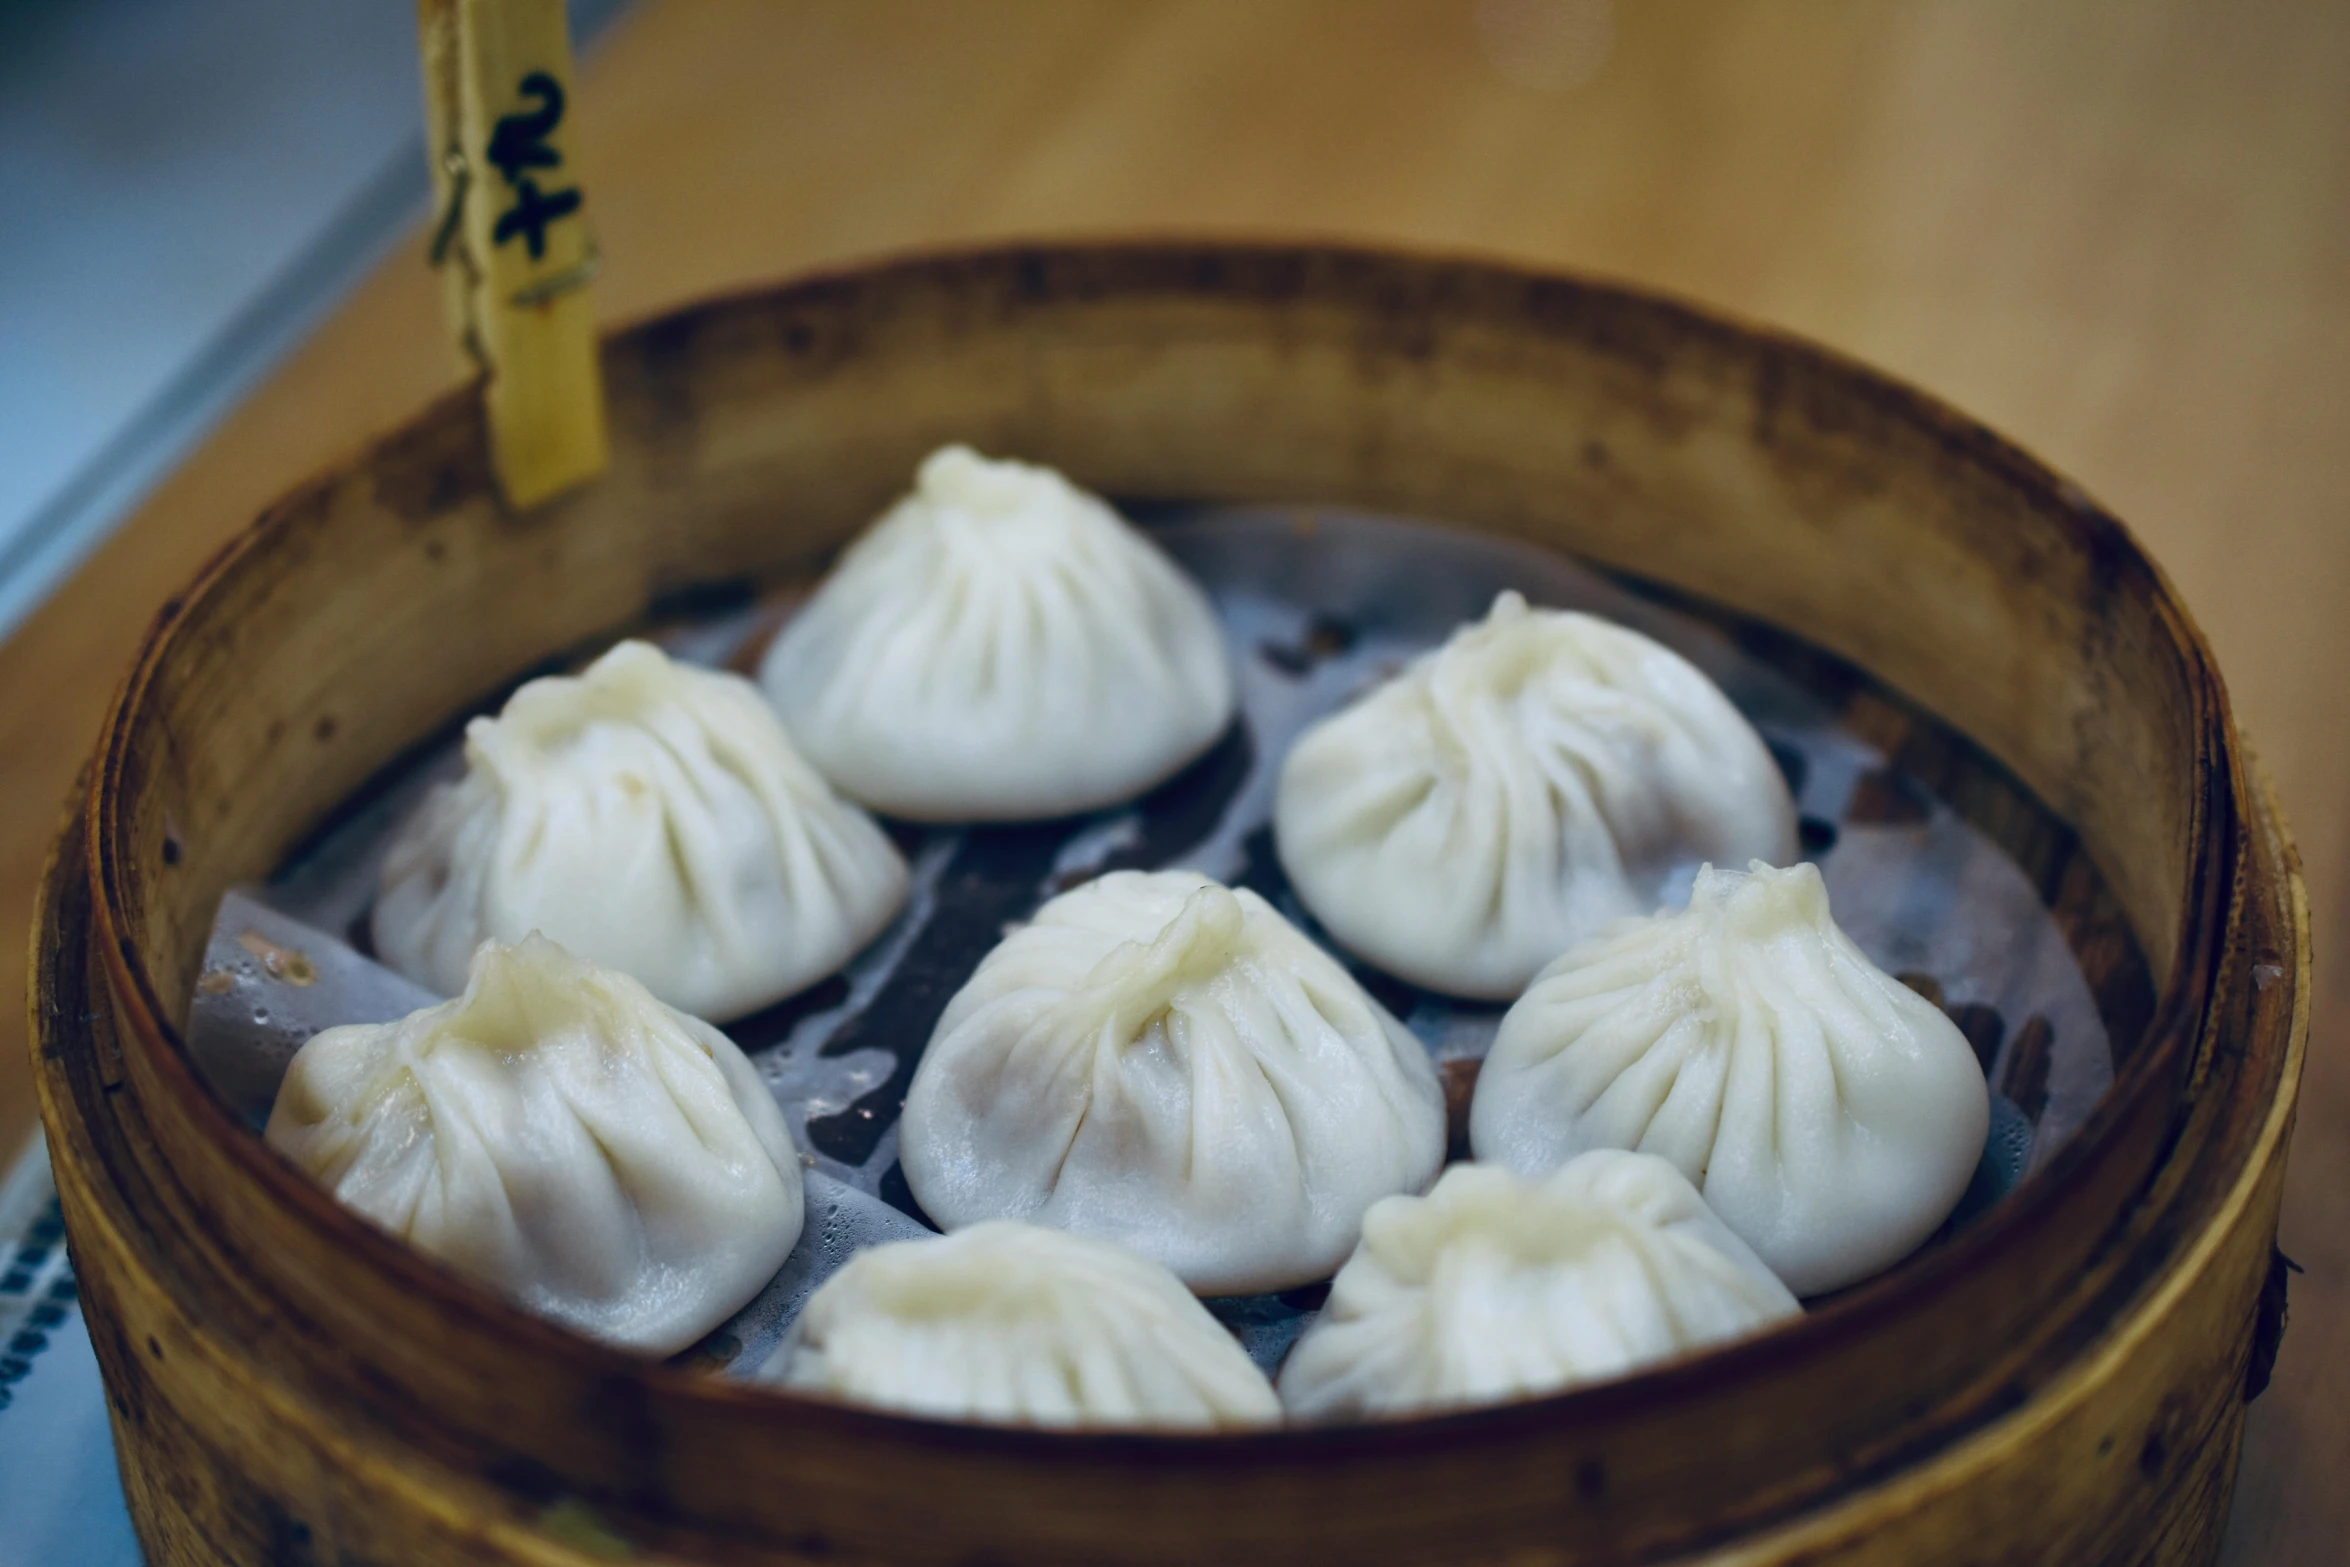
[1471,861,1991,1295]
[374,639,907,1022]
[1274,591,1797,999]
[757,1221,1279,1428]
[900,869,1446,1294]
[1278,1153,1798,1420]
[264,936,805,1354]
[758,446,1236,821]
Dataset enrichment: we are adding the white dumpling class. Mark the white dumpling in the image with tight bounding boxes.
[758,445,1236,821]
[900,869,1446,1295]
[1277,1153,1798,1421]
[1471,861,1991,1295]
[1274,591,1797,999]
[374,639,907,1022]
[757,1221,1279,1428]
[263,935,805,1354]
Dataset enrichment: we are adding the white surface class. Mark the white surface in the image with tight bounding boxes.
[0,0,628,644]
[0,0,425,639]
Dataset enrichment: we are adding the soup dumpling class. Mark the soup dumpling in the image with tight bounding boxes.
[900,869,1446,1295]
[1471,860,1991,1295]
[1274,591,1796,999]
[757,1221,1279,1428]
[264,935,805,1354]
[1278,1153,1798,1420]
[374,639,907,1022]
[758,446,1236,821]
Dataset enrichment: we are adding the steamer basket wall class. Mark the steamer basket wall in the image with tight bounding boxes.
[32,244,2304,1567]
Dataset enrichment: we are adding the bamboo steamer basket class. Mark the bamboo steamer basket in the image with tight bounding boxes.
[29,243,2305,1567]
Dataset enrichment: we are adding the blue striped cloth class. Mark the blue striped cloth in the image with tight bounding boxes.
[1,1135,143,1565]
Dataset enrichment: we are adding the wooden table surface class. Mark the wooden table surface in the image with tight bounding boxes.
[3,2,2341,1558]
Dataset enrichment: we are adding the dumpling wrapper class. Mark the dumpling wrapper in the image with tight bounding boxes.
[1471,860,1991,1295]
[900,869,1447,1295]
[1278,1153,1798,1420]
[374,639,907,1022]
[264,935,806,1355]
[758,445,1236,821]
[757,1221,1280,1428]
[1274,591,1796,999]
